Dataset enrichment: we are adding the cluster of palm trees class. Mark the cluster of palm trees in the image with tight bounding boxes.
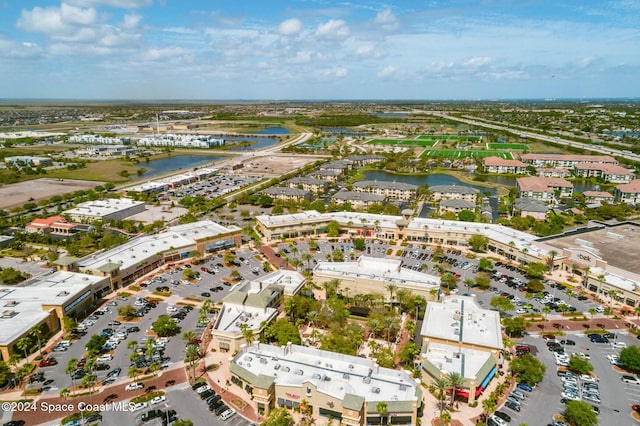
[429,372,466,424]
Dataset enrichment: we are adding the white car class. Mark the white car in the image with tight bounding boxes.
[195,384,211,394]
[129,402,147,412]
[97,354,113,362]
[125,382,144,391]
[621,375,640,385]
[607,354,620,363]
[612,341,628,349]
[561,391,580,400]
[150,395,166,405]
[580,374,597,383]
[166,306,178,313]
[574,352,590,360]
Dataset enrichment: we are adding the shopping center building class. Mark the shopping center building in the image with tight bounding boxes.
[230,343,421,425]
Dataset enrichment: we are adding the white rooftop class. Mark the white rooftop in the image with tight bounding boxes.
[214,304,277,334]
[240,270,305,296]
[235,343,419,404]
[0,271,106,345]
[64,198,145,219]
[255,210,327,227]
[422,341,495,380]
[314,256,440,291]
[78,220,240,272]
[421,295,503,350]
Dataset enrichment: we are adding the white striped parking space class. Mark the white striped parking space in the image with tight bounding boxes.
[623,383,640,402]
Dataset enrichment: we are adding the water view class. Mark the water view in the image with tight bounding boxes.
[252,126,291,134]
[224,135,282,151]
[363,171,498,195]
[136,155,223,177]
[484,175,599,193]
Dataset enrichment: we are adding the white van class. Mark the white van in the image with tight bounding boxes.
[220,409,236,421]
[97,354,113,362]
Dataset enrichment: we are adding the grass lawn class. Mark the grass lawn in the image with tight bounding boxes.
[420,149,513,159]
[416,134,483,141]
[366,138,437,147]
[44,160,139,182]
[487,143,530,150]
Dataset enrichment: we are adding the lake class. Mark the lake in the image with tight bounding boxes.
[136,155,223,177]
[223,135,282,151]
[252,126,291,135]
[363,171,497,195]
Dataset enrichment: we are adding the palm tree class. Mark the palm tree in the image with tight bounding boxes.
[376,401,388,425]
[482,397,496,419]
[148,361,161,389]
[446,372,465,405]
[301,253,313,271]
[28,325,44,358]
[66,357,78,389]
[544,250,558,273]
[239,323,255,345]
[307,311,318,328]
[59,387,70,401]
[463,278,474,293]
[128,366,140,382]
[16,337,31,360]
[430,377,449,417]
[440,410,452,426]
[385,284,398,306]
[181,330,196,344]
[185,344,200,380]
[368,318,381,338]
[383,316,396,345]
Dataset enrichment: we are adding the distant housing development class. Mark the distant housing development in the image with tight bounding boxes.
[136,134,225,148]
[352,180,418,201]
[520,154,618,168]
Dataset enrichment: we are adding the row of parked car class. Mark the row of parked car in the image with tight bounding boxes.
[192,382,236,421]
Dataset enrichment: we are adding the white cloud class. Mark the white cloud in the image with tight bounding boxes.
[17,4,97,37]
[463,56,492,68]
[64,0,152,8]
[122,13,142,29]
[377,65,397,79]
[0,38,44,60]
[278,18,302,36]
[315,19,350,41]
[139,46,191,61]
[355,44,384,59]
[316,66,348,79]
[286,51,312,64]
[374,9,398,32]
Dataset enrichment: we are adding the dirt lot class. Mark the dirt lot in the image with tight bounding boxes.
[238,153,322,176]
[0,178,101,209]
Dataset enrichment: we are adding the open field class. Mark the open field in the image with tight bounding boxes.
[0,178,100,209]
[240,154,321,176]
[416,134,483,141]
[487,143,530,150]
[366,138,437,147]
[420,149,513,159]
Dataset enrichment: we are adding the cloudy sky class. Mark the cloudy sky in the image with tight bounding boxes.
[1,0,639,100]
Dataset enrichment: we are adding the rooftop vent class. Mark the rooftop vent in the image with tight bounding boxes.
[4,301,18,307]
[1,310,17,318]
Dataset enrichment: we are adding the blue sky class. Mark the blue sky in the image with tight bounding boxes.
[1,0,639,100]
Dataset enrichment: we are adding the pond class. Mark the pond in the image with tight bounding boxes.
[363,171,497,195]
[483,175,599,193]
[135,155,223,178]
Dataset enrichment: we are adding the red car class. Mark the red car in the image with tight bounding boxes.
[39,357,57,367]
[542,334,556,340]
[76,359,86,368]
[633,404,640,413]
[515,345,530,352]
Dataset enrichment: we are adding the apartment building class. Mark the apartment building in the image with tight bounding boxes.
[429,185,479,202]
[516,177,573,202]
[520,154,618,169]
[352,180,418,201]
[482,157,528,174]
[573,163,635,183]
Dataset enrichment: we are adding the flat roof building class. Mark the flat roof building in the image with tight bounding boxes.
[64,198,146,222]
[420,295,503,403]
[231,343,421,425]
[313,256,440,300]
[0,271,110,361]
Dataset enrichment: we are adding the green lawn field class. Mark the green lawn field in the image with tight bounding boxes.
[416,134,482,141]
[487,143,529,150]
[366,139,437,147]
[420,150,513,159]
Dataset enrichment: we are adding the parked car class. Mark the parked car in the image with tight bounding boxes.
[504,399,521,412]
[125,382,144,391]
[516,383,533,392]
[621,375,640,384]
[130,402,148,412]
[150,395,166,405]
[38,357,57,367]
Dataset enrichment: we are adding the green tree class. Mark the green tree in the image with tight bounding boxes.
[261,408,294,426]
[326,220,341,237]
[502,316,530,337]
[118,304,136,320]
[16,337,31,359]
[467,234,489,252]
[430,377,449,417]
[261,319,301,346]
[446,371,465,405]
[28,325,45,358]
[171,421,194,426]
[152,315,180,337]
[525,262,547,279]
[490,296,515,314]
[458,209,475,222]
[564,400,598,426]
[568,355,594,375]
[478,258,493,272]
[85,335,107,356]
[376,401,388,425]
[510,353,546,386]
[619,345,640,373]
[399,341,419,367]
[66,357,79,388]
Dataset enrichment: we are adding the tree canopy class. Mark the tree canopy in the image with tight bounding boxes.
[564,400,599,426]
[568,355,594,375]
[261,408,294,426]
[152,315,180,337]
[510,353,546,386]
[619,345,640,372]
[467,234,489,252]
[490,296,514,314]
